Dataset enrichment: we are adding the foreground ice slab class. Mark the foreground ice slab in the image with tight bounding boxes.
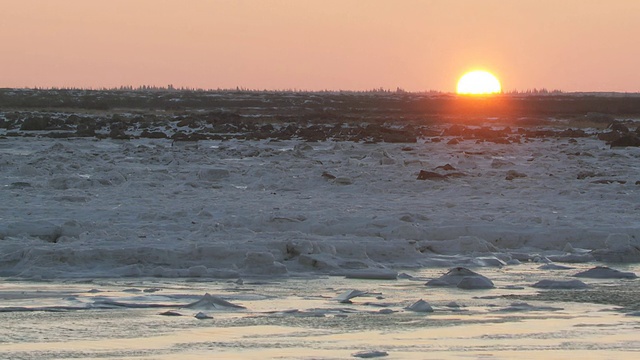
[0,267,639,359]
[1,135,640,279]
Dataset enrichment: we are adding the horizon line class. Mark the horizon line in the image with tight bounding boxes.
[2,86,640,96]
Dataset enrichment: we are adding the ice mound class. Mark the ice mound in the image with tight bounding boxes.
[531,279,589,289]
[182,293,245,310]
[405,299,434,313]
[426,267,494,289]
[573,266,637,279]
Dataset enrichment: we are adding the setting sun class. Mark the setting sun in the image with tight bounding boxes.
[457,71,502,95]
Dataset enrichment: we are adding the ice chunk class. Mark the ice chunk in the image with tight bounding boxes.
[194,312,213,320]
[336,290,367,303]
[405,299,433,313]
[182,293,245,310]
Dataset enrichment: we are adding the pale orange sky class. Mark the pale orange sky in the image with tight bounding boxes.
[1,0,639,92]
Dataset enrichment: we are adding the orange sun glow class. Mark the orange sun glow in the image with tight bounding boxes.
[456,71,502,95]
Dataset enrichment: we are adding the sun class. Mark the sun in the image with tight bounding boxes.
[457,70,502,95]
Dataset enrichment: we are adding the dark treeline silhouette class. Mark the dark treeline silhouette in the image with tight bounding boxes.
[1,88,639,120]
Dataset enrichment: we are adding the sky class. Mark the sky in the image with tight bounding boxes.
[1,0,639,93]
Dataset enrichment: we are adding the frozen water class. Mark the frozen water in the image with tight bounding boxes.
[0,265,638,359]
[1,130,640,358]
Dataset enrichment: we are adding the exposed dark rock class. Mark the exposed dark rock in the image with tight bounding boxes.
[559,128,588,137]
[140,130,167,139]
[176,117,202,128]
[597,131,622,143]
[65,114,82,125]
[21,117,50,131]
[474,127,508,140]
[321,171,336,180]
[442,125,465,137]
[366,125,417,143]
[489,137,511,144]
[106,122,130,139]
[44,132,75,138]
[608,121,629,133]
[447,138,459,145]
[109,128,131,140]
[435,164,456,171]
[585,112,615,124]
[417,170,447,180]
[505,170,527,180]
[297,126,329,142]
[76,122,96,137]
[577,171,599,180]
[610,135,640,148]
[171,132,208,142]
[445,172,468,178]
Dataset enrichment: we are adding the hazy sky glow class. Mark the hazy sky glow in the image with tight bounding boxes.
[1,0,639,92]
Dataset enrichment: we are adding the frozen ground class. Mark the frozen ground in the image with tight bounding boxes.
[1,128,639,358]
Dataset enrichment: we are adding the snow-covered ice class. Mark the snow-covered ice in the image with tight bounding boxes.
[1,134,639,279]
[1,127,640,358]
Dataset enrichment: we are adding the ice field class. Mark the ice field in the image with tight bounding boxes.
[1,123,640,358]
